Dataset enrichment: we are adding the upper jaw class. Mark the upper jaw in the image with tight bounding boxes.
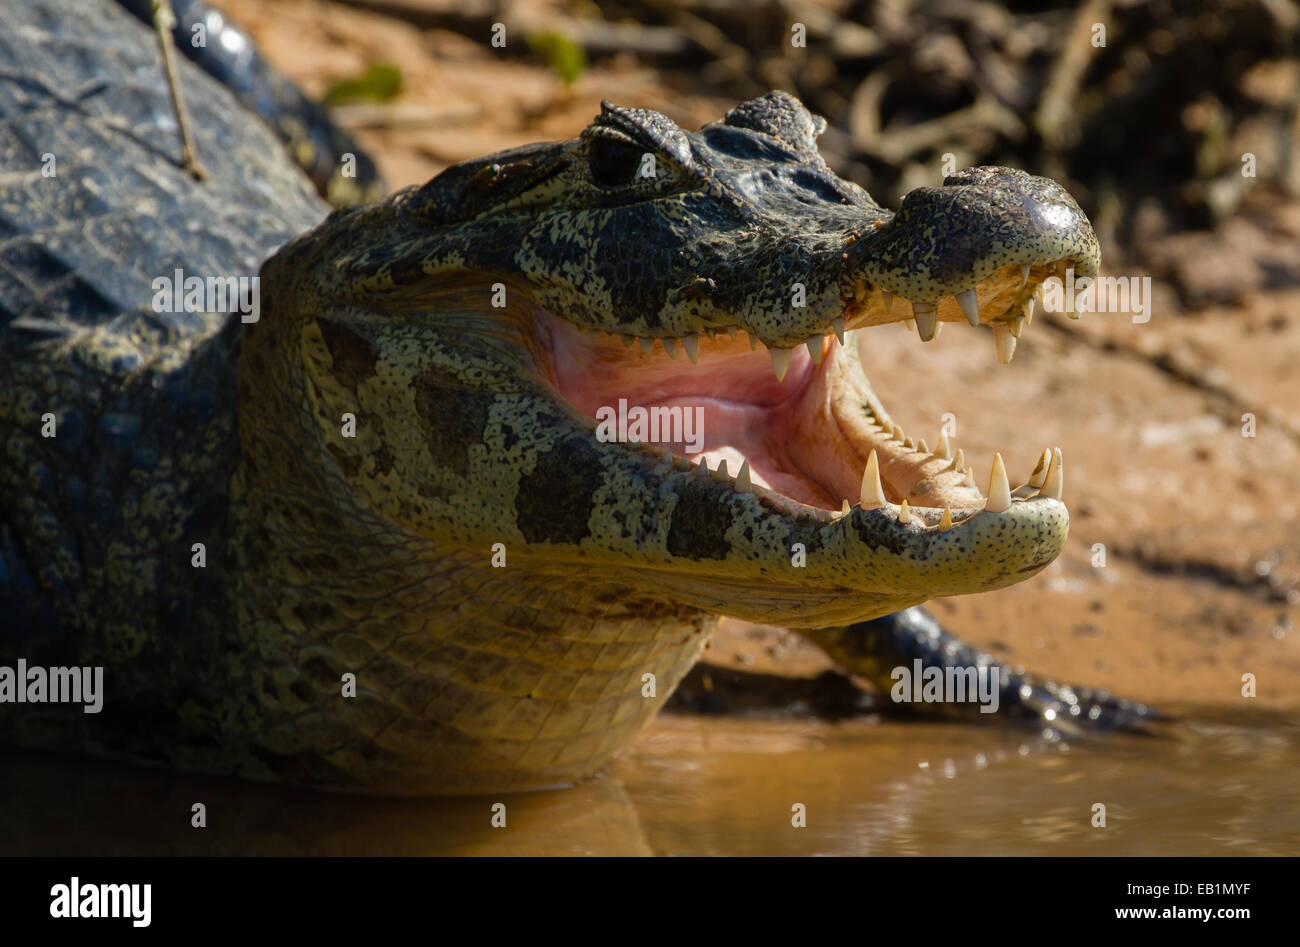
[547,166,1101,372]
[847,165,1101,302]
[834,166,1101,361]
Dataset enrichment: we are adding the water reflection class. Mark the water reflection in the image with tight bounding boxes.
[2,709,1296,855]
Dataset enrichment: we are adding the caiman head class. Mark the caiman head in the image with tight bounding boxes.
[247,91,1099,631]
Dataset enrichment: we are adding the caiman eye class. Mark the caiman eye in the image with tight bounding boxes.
[588,136,646,187]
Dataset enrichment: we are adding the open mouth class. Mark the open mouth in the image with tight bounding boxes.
[539,259,1069,532]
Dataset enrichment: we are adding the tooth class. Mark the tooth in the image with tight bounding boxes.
[840,498,851,516]
[993,324,1017,364]
[891,424,905,442]
[695,457,710,475]
[1009,315,1025,339]
[949,448,966,473]
[704,327,716,340]
[956,288,980,326]
[1041,447,1063,500]
[770,346,792,382]
[639,337,654,355]
[749,332,759,351]
[882,290,894,313]
[1021,264,1031,286]
[963,467,977,490]
[939,507,953,531]
[735,459,752,492]
[712,458,730,481]
[904,318,917,332]
[807,337,823,365]
[898,499,912,524]
[986,452,1012,513]
[832,316,845,345]
[860,449,886,510]
[622,334,636,348]
[663,337,679,359]
[1023,295,1035,326]
[1067,304,1081,320]
[674,455,693,471]
[1033,284,1044,305]
[904,436,916,450]
[682,334,699,363]
[935,430,951,460]
[1028,448,1051,488]
[912,302,939,341]
[727,326,737,341]
[917,438,929,454]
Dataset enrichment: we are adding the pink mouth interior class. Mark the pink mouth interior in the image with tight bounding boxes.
[543,316,863,509]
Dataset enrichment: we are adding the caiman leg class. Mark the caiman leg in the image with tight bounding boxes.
[802,607,1163,735]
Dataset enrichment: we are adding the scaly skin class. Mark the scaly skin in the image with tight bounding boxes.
[230,93,1098,792]
[1,0,1130,795]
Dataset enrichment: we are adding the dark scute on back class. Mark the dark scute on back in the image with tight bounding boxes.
[0,0,326,343]
[0,0,326,660]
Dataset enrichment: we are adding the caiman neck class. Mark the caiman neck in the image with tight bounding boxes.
[228,238,713,792]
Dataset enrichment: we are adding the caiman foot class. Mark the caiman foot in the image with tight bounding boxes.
[803,607,1165,736]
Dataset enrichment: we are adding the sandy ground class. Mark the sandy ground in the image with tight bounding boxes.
[215,0,1300,711]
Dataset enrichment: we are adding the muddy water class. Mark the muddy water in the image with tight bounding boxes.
[3,709,1296,856]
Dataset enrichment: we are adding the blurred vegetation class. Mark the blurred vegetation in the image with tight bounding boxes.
[323,62,403,105]
[307,0,1300,301]
[585,1,1297,240]
[527,30,589,85]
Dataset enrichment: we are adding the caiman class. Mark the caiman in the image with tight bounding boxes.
[0,0,1149,795]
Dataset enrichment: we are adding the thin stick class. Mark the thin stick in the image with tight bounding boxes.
[151,0,207,180]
